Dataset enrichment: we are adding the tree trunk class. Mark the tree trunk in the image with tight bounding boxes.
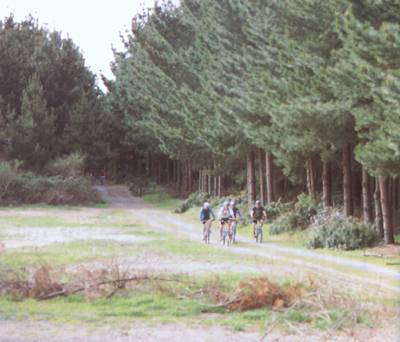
[207,166,212,194]
[379,176,394,244]
[258,150,266,205]
[217,176,222,197]
[172,160,177,186]
[322,161,332,208]
[146,151,151,176]
[177,160,182,193]
[390,178,399,233]
[393,179,399,232]
[306,157,316,199]
[266,152,274,204]
[374,178,384,237]
[342,145,353,216]
[188,160,193,193]
[362,167,372,223]
[247,151,256,209]
[198,170,202,191]
[212,161,217,196]
[166,159,170,184]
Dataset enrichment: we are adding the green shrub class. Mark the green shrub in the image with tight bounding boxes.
[46,152,86,178]
[0,159,99,205]
[0,160,23,201]
[128,176,151,197]
[294,193,321,221]
[43,177,100,205]
[265,199,290,221]
[269,194,321,234]
[175,191,210,213]
[307,210,379,250]
[270,212,304,234]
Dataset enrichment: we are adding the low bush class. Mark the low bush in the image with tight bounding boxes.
[174,191,210,213]
[43,177,99,205]
[0,160,23,201]
[270,212,305,234]
[46,152,85,178]
[294,193,321,221]
[128,176,151,197]
[0,160,100,205]
[265,199,290,221]
[269,194,321,234]
[307,210,379,250]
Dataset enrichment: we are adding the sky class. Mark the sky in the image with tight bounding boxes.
[0,0,167,88]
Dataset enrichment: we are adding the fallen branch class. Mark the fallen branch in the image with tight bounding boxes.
[38,276,189,300]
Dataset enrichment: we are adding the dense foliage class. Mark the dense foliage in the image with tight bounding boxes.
[1,2,399,244]
[307,210,379,250]
[0,159,99,205]
[0,16,110,171]
[106,0,400,244]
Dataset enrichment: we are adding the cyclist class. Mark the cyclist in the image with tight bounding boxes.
[218,200,234,238]
[229,200,241,242]
[199,202,215,241]
[250,200,267,237]
[230,200,242,220]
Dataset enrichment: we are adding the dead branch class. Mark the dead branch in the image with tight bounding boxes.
[38,275,189,300]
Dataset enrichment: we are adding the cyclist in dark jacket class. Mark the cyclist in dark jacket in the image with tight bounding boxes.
[200,202,215,222]
[250,200,267,237]
[199,202,215,241]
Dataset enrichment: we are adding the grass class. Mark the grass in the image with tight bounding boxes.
[0,190,394,334]
[0,273,371,332]
[143,191,183,211]
[0,203,273,270]
[0,239,147,269]
[139,189,400,271]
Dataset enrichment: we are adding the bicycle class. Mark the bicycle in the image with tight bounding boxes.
[203,219,213,244]
[221,220,231,246]
[254,220,263,243]
[230,218,239,244]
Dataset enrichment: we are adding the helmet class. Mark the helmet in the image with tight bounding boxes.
[203,202,210,208]
[255,200,261,205]
[223,200,229,207]
[230,200,236,206]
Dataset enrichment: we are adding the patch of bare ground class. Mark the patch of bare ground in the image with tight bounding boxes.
[1,186,399,341]
[1,226,148,249]
[0,320,261,342]
[0,208,101,219]
[0,318,398,342]
[364,244,400,258]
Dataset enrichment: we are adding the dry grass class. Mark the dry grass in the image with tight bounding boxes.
[0,263,184,301]
[218,277,304,311]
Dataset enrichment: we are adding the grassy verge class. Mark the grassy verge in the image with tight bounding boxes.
[0,192,395,334]
[143,192,183,211]
[0,272,372,333]
[142,192,400,271]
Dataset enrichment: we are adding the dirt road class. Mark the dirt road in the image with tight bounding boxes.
[98,186,400,295]
[1,185,399,342]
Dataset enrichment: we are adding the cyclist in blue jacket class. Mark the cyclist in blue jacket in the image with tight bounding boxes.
[199,202,215,240]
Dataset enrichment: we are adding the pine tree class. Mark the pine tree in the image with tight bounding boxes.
[7,74,56,169]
